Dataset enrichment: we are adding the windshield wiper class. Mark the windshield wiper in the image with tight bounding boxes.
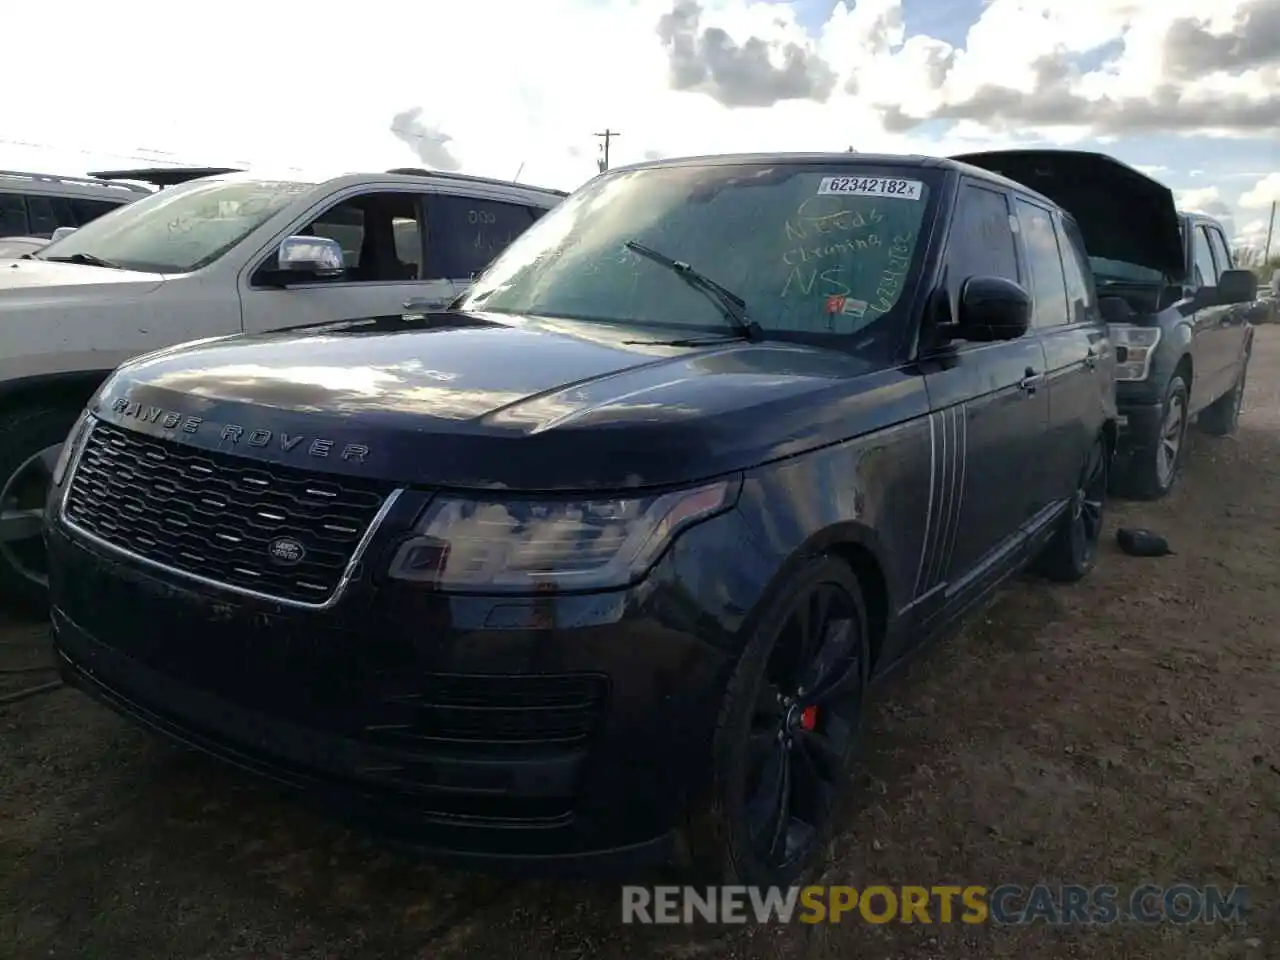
[621,334,743,346]
[42,252,123,269]
[623,240,762,341]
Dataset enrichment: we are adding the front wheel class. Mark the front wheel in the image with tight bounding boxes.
[678,556,870,887]
[1114,375,1189,500]
[0,405,81,612]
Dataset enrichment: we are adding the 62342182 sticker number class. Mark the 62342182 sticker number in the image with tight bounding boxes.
[817,177,923,200]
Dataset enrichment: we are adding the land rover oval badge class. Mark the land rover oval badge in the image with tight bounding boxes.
[268,537,306,565]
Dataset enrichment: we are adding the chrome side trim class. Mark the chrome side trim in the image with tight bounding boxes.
[57,419,404,611]
[913,411,937,598]
[939,403,968,577]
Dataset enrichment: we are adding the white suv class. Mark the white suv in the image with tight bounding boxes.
[0,167,565,608]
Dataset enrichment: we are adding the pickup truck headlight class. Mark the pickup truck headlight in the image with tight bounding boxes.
[387,478,740,592]
[1109,325,1161,381]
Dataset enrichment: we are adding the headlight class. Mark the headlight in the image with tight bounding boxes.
[51,410,93,487]
[387,478,740,592]
[1109,325,1161,381]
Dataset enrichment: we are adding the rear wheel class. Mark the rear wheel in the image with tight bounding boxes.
[1036,434,1107,582]
[0,405,80,612]
[1115,375,1188,501]
[679,556,870,886]
[1198,349,1250,437]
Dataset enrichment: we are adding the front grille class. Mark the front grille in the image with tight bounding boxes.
[63,420,394,604]
[365,672,611,756]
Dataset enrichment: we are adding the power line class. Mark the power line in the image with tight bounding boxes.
[1264,200,1276,264]
[594,129,620,172]
[0,136,238,172]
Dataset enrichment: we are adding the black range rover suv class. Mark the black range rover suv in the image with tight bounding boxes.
[46,152,1117,886]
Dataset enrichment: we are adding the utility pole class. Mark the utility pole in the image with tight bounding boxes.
[594,129,620,172]
[1264,200,1276,264]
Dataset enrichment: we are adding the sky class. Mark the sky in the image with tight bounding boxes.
[4,0,1278,260]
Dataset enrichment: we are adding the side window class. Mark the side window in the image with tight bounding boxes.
[1206,227,1233,277]
[948,183,1019,290]
[425,196,544,279]
[1192,226,1218,287]
[71,198,122,225]
[259,191,425,283]
[1014,198,1070,328]
[0,194,27,235]
[49,197,78,229]
[26,196,59,236]
[1057,214,1098,324]
[310,202,366,269]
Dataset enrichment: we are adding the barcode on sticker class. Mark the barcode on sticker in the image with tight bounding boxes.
[817,176,923,200]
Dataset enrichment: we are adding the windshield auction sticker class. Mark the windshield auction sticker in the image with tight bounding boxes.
[817,177,923,200]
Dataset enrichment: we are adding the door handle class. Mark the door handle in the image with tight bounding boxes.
[1018,368,1041,394]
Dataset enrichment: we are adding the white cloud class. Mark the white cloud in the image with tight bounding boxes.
[1235,218,1271,244]
[1176,186,1225,213]
[0,0,1274,194]
[1240,173,1280,208]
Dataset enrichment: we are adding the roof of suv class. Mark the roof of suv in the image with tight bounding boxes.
[0,169,151,200]
[606,150,1062,206]
[133,167,570,205]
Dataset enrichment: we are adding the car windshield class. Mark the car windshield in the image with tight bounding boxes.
[34,178,314,273]
[459,161,937,351]
[1090,257,1164,283]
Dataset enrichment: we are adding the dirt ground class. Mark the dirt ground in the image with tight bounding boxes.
[3,332,1280,960]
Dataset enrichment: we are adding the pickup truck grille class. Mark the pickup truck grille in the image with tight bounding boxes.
[62,420,394,605]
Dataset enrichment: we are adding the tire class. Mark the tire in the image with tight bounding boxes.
[0,404,82,612]
[1114,375,1189,501]
[1198,349,1250,437]
[676,555,870,887]
[1036,434,1107,582]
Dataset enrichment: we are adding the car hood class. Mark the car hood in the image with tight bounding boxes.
[0,257,166,293]
[91,312,920,490]
[950,149,1185,280]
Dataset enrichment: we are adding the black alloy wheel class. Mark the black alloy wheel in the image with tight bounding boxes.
[1038,434,1107,582]
[744,581,864,870]
[683,557,870,886]
[1069,438,1107,567]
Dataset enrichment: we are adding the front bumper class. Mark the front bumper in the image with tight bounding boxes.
[46,514,737,869]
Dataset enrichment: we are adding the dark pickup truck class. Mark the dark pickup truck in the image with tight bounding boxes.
[47,150,1117,887]
[952,151,1257,498]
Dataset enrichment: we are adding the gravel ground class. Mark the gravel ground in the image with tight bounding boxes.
[3,330,1279,959]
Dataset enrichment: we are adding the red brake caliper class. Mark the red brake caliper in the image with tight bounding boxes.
[799,705,819,731]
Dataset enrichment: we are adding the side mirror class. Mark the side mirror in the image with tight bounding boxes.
[276,235,344,280]
[1216,269,1258,306]
[954,276,1031,341]
[50,226,77,243]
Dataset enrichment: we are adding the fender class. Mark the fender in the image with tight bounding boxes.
[727,409,934,671]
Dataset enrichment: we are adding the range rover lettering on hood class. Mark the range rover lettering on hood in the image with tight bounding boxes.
[108,396,372,463]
